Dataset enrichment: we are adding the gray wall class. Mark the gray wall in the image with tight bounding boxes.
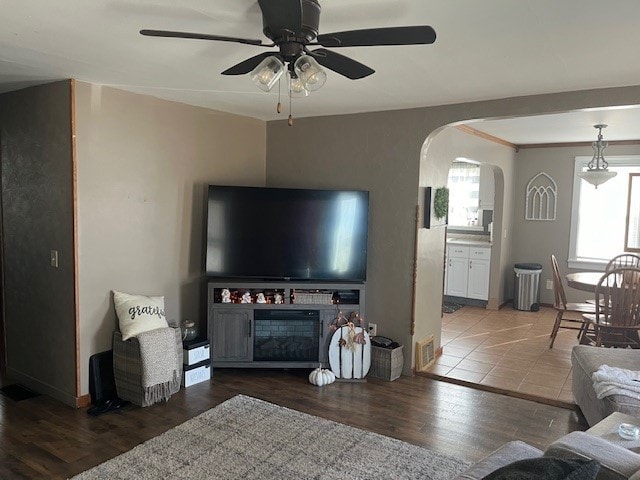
[266,85,640,372]
[75,83,267,396]
[512,144,640,305]
[267,110,423,368]
[0,81,77,404]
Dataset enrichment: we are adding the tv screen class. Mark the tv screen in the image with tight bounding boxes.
[205,185,369,281]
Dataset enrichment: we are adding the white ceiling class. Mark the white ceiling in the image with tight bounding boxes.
[2,0,640,143]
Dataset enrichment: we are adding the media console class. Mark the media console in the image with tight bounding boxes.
[207,281,365,368]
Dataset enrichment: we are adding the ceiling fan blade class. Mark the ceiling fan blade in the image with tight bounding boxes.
[221,52,280,75]
[316,26,436,48]
[140,29,266,46]
[311,49,374,80]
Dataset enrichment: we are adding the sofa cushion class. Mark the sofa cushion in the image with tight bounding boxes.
[453,441,543,480]
[572,345,640,426]
[482,457,599,480]
[546,431,640,480]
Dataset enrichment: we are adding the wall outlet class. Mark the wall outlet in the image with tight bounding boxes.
[368,323,377,336]
[546,279,554,290]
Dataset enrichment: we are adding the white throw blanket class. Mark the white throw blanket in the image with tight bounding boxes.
[137,327,181,405]
[592,364,640,400]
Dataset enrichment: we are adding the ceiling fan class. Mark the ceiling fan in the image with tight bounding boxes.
[141,0,435,79]
[140,0,435,122]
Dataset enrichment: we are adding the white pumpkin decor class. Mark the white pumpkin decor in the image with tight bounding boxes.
[308,367,336,386]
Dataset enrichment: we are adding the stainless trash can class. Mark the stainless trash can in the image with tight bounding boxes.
[513,263,542,311]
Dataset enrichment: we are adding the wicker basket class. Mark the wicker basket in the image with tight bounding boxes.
[293,292,333,305]
[368,345,404,381]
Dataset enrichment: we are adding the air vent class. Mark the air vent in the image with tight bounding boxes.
[415,335,435,372]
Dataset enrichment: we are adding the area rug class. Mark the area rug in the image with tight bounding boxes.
[73,394,469,479]
[443,301,464,314]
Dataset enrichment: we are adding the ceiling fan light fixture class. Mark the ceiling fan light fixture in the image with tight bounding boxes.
[250,56,285,92]
[288,74,310,97]
[294,55,327,92]
[578,124,618,189]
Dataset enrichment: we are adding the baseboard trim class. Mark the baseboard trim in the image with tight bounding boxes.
[76,394,91,408]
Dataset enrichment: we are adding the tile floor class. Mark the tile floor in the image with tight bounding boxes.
[423,304,581,405]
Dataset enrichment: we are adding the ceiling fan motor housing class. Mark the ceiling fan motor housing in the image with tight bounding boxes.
[261,0,321,45]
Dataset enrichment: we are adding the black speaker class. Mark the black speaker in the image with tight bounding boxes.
[88,350,118,406]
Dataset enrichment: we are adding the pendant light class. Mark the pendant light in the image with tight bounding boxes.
[578,124,617,189]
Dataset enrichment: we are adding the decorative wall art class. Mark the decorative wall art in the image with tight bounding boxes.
[525,172,557,221]
[424,186,449,229]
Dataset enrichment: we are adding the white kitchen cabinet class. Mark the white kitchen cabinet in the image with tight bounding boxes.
[445,244,491,301]
[446,246,470,297]
[467,247,491,300]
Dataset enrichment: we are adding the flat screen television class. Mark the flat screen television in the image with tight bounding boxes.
[205,185,369,281]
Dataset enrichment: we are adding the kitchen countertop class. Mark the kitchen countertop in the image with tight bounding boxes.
[447,237,492,247]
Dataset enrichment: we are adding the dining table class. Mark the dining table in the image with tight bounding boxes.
[565,271,603,292]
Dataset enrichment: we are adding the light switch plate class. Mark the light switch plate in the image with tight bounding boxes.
[50,250,59,268]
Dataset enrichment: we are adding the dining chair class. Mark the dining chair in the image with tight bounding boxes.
[606,253,640,270]
[549,254,595,348]
[584,253,640,305]
[580,267,640,348]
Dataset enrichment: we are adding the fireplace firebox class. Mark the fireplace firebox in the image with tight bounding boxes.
[253,310,320,362]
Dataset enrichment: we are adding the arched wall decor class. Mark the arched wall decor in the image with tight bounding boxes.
[525,172,557,221]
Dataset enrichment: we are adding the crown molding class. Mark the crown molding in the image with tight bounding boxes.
[455,124,640,151]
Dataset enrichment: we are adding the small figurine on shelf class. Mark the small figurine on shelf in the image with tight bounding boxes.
[256,292,266,304]
[241,291,252,304]
[274,292,284,304]
[221,288,231,303]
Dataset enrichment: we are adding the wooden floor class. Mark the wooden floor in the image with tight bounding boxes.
[0,368,587,479]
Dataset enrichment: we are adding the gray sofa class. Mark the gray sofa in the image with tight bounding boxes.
[572,345,640,427]
[454,431,640,480]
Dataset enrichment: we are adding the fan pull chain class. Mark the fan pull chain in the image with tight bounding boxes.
[288,85,294,126]
[276,78,282,114]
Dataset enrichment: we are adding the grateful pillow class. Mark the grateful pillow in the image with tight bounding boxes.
[113,291,168,341]
[482,457,600,480]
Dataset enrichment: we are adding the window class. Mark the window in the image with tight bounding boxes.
[447,161,481,227]
[568,156,640,269]
[627,174,640,252]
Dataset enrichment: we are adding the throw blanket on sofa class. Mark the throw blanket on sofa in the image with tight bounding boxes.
[138,327,181,405]
[592,364,640,400]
